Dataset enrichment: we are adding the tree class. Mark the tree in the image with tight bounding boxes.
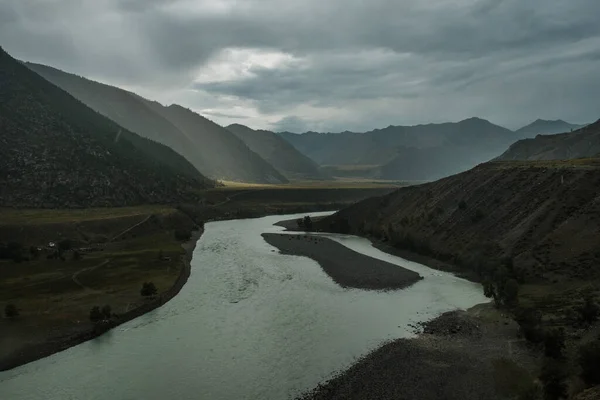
[544,329,566,359]
[141,282,158,297]
[579,295,599,324]
[5,303,19,319]
[101,305,112,320]
[303,216,313,231]
[73,250,82,261]
[296,218,304,228]
[89,306,103,323]
[539,359,567,400]
[58,239,73,251]
[579,337,600,385]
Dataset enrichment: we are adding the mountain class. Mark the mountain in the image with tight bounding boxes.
[226,124,328,180]
[318,159,600,285]
[515,119,587,138]
[25,62,288,184]
[0,46,212,208]
[497,119,600,161]
[147,104,287,183]
[279,118,517,181]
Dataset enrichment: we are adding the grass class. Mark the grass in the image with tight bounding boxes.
[0,205,175,225]
[216,179,406,189]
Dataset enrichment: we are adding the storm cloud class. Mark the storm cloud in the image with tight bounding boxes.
[2,0,599,131]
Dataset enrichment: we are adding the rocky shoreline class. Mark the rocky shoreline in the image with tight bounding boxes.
[0,229,202,372]
[298,309,535,400]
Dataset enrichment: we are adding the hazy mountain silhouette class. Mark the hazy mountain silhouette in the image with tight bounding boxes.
[515,119,587,138]
[226,124,328,180]
[498,119,600,161]
[0,47,212,207]
[25,62,288,184]
[278,117,517,181]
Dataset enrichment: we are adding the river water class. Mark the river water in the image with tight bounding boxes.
[0,212,486,400]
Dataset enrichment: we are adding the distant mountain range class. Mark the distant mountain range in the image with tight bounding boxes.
[515,119,587,138]
[0,47,213,208]
[226,124,328,180]
[498,119,600,161]
[9,52,596,187]
[25,62,294,184]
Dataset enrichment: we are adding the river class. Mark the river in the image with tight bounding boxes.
[0,212,486,400]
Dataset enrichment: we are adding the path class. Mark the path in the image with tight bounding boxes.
[109,215,152,243]
[71,259,111,292]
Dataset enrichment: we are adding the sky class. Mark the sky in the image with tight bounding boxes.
[1,0,599,132]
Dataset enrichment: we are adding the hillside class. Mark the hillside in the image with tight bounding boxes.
[498,119,600,161]
[515,119,586,138]
[226,124,328,180]
[278,118,517,180]
[318,159,600,286]
[0,47,212,208]
[25,63,288,184]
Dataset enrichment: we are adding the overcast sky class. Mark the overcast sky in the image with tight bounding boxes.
[2,0,599,132]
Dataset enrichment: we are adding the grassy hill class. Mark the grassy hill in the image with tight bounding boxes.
[226,124,328,180]
[498,119,600,161]
[25,62,288,184]
[0,47,212,208]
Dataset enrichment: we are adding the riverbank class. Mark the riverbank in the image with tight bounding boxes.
[298,308,539,400]
[262,233,422,290]
[0,229,201,372]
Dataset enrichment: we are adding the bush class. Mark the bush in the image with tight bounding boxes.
[5,303,19,319]
[141,282,158,297]
[58,239,73,251]
[579,337,600,385]
[303,216,313,231]
[101,305,112,320]
[73,250,82,261]
[89,306,103,323]
[458,200,467,210]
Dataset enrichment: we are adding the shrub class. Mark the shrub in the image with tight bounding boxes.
[579,337,600,385]
[458,200,467,210]
[58,239,73,251]
[101,305,112,320]
[141,282,158,297]
[5,303,19,319]
[73,250,82,261]
[89,306,103,323]
[303,216,313,231]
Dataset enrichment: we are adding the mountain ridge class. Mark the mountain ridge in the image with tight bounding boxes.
[25,62,288,184]
[1,47,212,208]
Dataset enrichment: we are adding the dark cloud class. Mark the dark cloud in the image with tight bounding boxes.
[1,0,599,130]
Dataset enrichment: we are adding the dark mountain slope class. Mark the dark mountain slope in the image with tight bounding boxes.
[319,159,600,284]
[0,46,211,207]
[226,124,328,180]
[498,119,600,161]
[515,119,586,138]
[148,104,287,183]
[25,62,287,184]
